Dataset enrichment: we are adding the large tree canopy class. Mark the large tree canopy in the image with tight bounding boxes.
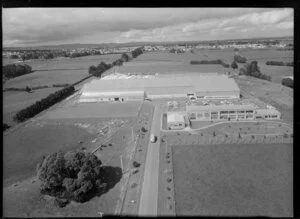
[37,150,122,206]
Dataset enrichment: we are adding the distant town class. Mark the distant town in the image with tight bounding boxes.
[3,36,293,61]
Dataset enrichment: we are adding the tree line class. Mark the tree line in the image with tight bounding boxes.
[190,59,230,68]
[3,63,33,81]
[88,48,143,78]
[266,61,293,66]
[13,86,75,122]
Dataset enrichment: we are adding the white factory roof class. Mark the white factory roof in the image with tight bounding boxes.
[81,90,145,97]
[167,113,185,123]
[81,74,240,94]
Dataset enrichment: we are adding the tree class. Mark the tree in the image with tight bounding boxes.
[231,61,238,69]
[37,150,107,204]
[121,53,130,62]
[234,54,247,63]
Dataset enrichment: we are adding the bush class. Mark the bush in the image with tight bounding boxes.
[3,123,10,131]
[281,78,293,88]
[239,61,271,81]
[231,61,238,69]
[13,86,75,122]
[121,53,130,62]
[234,54,247,63]
[132,161,141,168]
[3,63,33,79]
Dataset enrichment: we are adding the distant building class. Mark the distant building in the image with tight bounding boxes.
[167,113,185,130]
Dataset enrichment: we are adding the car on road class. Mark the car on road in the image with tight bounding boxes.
[150,134,157,143]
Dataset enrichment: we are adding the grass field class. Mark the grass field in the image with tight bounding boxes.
[172,144,293,217]
[3,87,62,125]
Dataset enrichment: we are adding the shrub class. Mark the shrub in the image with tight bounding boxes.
[239,61,271,81]
[13,86,75,122]
[121,53,130,62]
[231,61,238,69]
[281,78,293,88]
[3,123,10,131]
[132,161,141,168]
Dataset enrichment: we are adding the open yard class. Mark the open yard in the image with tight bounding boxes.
[172,144,293,217]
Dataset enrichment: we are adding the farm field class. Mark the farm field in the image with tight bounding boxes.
[115,49,293,84]
[172,144,293,217]
[3,87,62,125]
[42,101,142,119]
[3,54,121,71]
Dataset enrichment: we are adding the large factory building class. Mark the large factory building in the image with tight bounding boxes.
[79,74,240,102]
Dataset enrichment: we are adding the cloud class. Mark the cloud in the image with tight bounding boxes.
[2,8,293,46]
[116,8,293,42]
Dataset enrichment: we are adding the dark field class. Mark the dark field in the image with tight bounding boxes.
[172,144,293,217]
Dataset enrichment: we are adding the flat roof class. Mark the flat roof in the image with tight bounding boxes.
[82,74,240,94]
[186,104,256,111]
[167,113,185,123]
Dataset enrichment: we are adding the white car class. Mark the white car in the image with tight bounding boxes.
[150,134,157,143]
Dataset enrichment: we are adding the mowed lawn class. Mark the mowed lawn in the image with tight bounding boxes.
[42,101,142,119]
[172,144,293,217]
[3,88,62,125]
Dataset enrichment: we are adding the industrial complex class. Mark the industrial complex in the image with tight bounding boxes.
[79,73,281,130]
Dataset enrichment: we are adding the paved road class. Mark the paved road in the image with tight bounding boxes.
[138,104,162,216]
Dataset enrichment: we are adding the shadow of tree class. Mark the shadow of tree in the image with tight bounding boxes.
[78,166,123,203]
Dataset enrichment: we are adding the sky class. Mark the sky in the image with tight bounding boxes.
[2,8,294,47]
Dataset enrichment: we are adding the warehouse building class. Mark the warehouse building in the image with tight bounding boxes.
[79,74,240,102]
[167,113,185,130]
[79,90,146,102]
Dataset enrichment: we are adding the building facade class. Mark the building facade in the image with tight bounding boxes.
[167,113,185,130]
[186,104,281,121]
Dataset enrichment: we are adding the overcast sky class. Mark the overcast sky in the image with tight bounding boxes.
[3,8,294,47]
